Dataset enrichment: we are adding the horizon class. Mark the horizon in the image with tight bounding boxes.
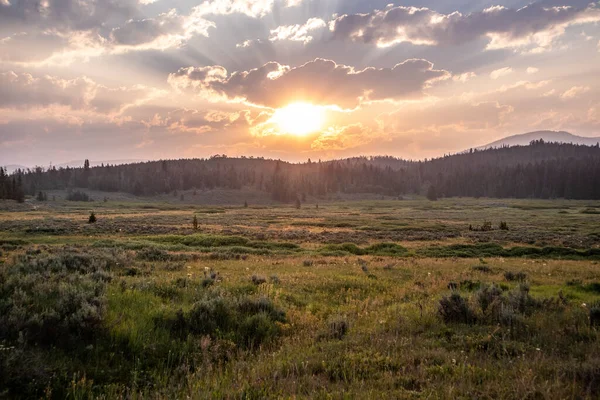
[1,0,600,165]
[4,130,600,170]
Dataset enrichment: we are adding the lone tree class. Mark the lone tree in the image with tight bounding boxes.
[193,215,199,230]
[88,212,97,224]
[426,185,438,201]
[295,198,301,209]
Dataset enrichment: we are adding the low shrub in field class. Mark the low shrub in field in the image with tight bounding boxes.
[325,316,350,340]
[590,302,600,328]
[165,295,286,349]
[66,190,91,202]
[438,293,477,324]
[251,275,267,285]
[476,283,504,315]
[0,252,109,397]
[137,246,171,261]
[0,270,106,347]
[504,271,527,282]
[472,265,492,273]
[506,284,539,315]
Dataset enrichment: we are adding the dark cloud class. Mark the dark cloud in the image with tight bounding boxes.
[330,0,600,50]
[0,0,140,33]
[169,58,449,108]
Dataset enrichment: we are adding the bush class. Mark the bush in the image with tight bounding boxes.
[476,284,504,315]
[251,275,267,285]
[137,247,170,262]
[326,316,349,340]
[0,256,107,348]
[88,212,97,224]
[438,293,476,324]
[506,284,539,315]
[66,191,91,202]
[589,302,600,328]
[472,265,492,273]
[173,295,286,349]
[505,271,527,282]
[499,221,509,230]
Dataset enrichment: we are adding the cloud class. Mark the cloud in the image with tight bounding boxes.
[453,72,476,83]
[329,1,600,51]
[561,86,590,99]
[0,71,160,114]
[191,0,276,19]
[311,123,375,150]
[109,9,212,47]
[527,67,539,74]
[143,108,251,135]
[168,58,449,109]
[0,0,279,65]
[269,18,326,43]
[490,67,513,80]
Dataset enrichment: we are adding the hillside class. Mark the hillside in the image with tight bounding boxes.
[478,130,600,149]
[7,141,600,201]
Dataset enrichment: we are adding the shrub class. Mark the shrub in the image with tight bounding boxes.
[472,265,492,273]
[303,260,314,267]
[178,296,285,349]
[137,247,170,262]
[88,212,97,224]
[66,191,91,202]
[590,302,600,328]
[506,284,539,315]
[270,275,281,284]
[499,221,509,230]
[460,280,481,291]
[438,293,476,324]
[0,257,107,348]
[326,316,349,340]
[202,268,220,287]
[251,275,267,285]
[505,271,527,282]
[476,284,504,315]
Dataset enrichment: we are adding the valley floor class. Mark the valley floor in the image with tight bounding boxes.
[1,197,600,398]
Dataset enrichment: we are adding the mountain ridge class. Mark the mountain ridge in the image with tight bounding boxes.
[478,130,600,150]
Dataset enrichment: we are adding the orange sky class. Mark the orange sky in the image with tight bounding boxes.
[0,0,599,166]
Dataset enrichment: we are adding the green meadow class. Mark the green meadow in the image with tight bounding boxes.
[1,197,600,398]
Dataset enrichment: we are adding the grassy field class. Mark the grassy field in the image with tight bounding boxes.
[1,196,600,398]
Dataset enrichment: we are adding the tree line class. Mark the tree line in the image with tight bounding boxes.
[0,167,25,202]
[7,140,600,201]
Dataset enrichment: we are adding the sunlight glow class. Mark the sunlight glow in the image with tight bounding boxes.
[270,103,326,136]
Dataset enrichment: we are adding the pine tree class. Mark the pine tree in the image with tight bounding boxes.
[88,212,97,224]
[427,185,438,201]
[193,215,199,230]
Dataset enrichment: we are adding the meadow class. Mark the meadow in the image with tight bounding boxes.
[1,195,600,399]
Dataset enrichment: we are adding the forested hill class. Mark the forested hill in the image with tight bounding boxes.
[6,140,600,201]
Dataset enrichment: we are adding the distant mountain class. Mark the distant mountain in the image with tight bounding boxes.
[478,131,600,150]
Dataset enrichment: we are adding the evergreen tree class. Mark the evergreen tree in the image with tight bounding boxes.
[427,185,438,201]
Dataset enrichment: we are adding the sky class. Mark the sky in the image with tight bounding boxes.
[0,0,599,166]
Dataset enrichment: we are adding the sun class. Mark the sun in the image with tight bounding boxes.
[270,103,325,136]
